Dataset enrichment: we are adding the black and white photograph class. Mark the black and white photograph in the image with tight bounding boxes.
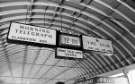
[0,0,135,84]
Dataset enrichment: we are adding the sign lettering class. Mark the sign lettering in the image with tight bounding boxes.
[8,22,56,45]
[58,33,81,48]
[95,77,113,83]
[57,48,83,59]
[82,36,113,54]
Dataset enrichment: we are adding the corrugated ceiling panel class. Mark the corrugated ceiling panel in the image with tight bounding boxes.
[101,0,120,8]
[42,67,66,79]
[9,51,24,63]
[33,66,51,78]
[35,49,52,64]
[56,59,77,67]
[0,54,7,62]
[26,47,40,64]
[117,3,135,21]
[45,54,60,65]
[0,62,11,76]
[23,64,32,78]
[56,69,79,80]
[28,65,42,78]
[11,63,22,77]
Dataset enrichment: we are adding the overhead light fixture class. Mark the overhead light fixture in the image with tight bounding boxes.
[109,73,124,77]
[66,0,82,3]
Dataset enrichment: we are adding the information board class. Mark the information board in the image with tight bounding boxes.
[58,32,82,49]
[94,77,113,83]
[7,22,56,46]
[82,36,113,54]
[56,48,83,59]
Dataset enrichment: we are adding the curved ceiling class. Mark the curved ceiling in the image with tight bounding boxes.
[0,0,135,84]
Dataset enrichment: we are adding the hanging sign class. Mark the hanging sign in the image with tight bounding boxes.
[58,32,82,49]
[82,36,113,54]
[56,48,83,59]
[94,77,113,84]
[7,22,56,46]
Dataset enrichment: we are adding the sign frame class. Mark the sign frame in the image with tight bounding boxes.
[57,31,83,50]
[7,22,57,48]
[55,47,83,60]
[82,35,113,54]
[93,77,113,83]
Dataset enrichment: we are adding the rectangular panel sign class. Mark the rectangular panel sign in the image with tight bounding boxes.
[56,48,83,59]
[82,36,113,54]
[58,33,81,48]
[59,34,80,46]
[94,77,113,83]
[7,22,56,46]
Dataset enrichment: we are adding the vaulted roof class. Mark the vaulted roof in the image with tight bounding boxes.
[0,0,135,84]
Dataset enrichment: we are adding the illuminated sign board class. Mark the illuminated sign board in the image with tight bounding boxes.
[82,36,113,54]
[7,22,56,46]
[94,77,113,83]
[58,32,82,49]
[56,48,83,59]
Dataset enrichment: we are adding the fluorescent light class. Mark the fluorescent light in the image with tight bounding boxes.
[110,73,124,77]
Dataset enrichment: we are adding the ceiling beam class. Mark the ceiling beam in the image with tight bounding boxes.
[27,48,41,77]
[21,46,28,84]
[0,36,13,78]
[32,51,54,78]
[0,75,68,80]
[38,59,61,79]
[44,59,85,84]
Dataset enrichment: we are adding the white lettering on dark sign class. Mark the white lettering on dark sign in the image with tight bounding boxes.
[60,34,80,47]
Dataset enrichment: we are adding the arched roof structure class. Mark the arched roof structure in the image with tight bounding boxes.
[0,0,135,84]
